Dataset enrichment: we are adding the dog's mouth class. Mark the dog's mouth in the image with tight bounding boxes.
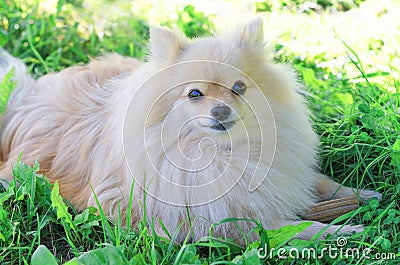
[200,117,242,132]
[209,120,236,131]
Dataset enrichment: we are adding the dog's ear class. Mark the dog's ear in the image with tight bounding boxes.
[237,17,264,46]
[149,27,188,61]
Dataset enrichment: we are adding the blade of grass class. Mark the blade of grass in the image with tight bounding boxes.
[89,184,116,244]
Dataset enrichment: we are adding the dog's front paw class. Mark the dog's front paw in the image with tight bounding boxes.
[293,221,364,240]
[337,224,364,234]
[0,179,10,188]
[314,224,365,239]
[358,189,382,201]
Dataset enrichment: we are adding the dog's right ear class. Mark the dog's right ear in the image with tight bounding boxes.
[149,27,188,61]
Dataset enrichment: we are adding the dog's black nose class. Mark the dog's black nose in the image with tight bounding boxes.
[211,105,231,121]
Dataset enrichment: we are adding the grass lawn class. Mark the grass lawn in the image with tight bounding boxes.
[0,0,399,264]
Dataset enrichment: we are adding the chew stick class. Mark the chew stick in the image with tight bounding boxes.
[304,196,362,222]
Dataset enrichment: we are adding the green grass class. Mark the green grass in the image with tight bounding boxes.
[1,0,400,264]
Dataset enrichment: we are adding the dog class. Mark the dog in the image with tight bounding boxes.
[0,18,381,243]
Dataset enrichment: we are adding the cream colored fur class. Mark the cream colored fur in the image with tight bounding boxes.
[0,18,380,243]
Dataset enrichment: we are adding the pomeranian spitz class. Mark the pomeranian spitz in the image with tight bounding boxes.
[0,18,380,242]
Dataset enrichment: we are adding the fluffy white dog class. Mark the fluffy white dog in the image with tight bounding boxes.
[0,18,380,243]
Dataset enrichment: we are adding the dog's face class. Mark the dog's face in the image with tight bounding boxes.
[167,67,254,142]
[146,18,276,146]
[178,79,246,133]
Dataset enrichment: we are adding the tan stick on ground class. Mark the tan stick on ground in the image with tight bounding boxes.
[304,196,361,223]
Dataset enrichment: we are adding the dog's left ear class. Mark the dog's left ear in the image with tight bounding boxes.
[149,27,188,61]
[237,17,264,46]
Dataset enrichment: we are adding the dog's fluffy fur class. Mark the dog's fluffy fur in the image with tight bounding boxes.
[0,18,380,242]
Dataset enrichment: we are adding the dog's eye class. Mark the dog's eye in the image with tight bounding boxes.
[232,80,246,95]
[188,89,204,100]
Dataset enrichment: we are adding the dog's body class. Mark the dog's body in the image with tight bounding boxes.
[0,19,380,242]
